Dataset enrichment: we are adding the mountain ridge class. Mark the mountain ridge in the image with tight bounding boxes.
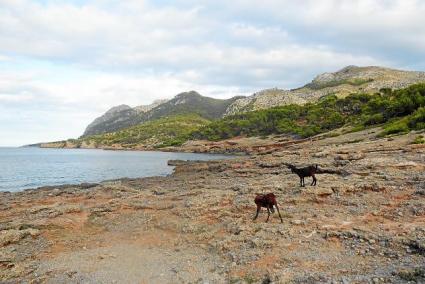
[225,65,425,115]
[82,91,243,137]
[82,65,425,137]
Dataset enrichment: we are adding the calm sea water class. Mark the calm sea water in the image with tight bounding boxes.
[0,147,231,192]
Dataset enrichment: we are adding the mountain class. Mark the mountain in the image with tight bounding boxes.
[44,83,425,151]
[82,105,140,137]
[225,65,425,115]
[224,88,307,116]
[142,91,243,121]
[82,100,170,137]
[82,91,243,137]
[80,65,425,137]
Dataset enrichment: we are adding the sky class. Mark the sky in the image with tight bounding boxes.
[1,0,425,146]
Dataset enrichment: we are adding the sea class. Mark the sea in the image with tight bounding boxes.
[0,147,231,192]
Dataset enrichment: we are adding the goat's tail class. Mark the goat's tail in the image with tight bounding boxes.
[315,164,318,170]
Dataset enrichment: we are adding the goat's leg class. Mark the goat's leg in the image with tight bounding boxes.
[275,204,283,223]
[253,205,261,221]
[266,207,271,222]
[311,175,317,185]
[311,175,317,186]
[299,177,303,187]
[301,177,305,187]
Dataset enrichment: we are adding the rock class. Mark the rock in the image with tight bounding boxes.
[406,239,425,255]
[361,183,387,192]
[257,161,282,168]
[59,204,82,214]
[333,159,349,167]
[290,219,304,225]
[230,185,242,192]
[0,229,40,247]
[228,224,244,235]
[313,151,329,158]
[394,161,423,169]
[397,268,425,282]
[303,187,334,196]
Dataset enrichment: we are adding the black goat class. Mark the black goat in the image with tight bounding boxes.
[287,164,318,187]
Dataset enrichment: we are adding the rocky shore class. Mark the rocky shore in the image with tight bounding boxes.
[38,134,320,155]
[2,128,425,283]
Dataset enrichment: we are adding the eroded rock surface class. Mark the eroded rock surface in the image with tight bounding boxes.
[1,129,424,283]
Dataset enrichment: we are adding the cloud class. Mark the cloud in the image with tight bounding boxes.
[0,0,404,81]
[0,0,424,145]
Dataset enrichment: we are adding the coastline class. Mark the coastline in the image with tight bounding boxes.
[2,128,424,282]
[36,134,322,155]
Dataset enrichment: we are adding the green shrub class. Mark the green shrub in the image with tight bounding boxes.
[194,83,425,141]
[412,135,425,144]
[407,107,425,130]
[380,119,409,136]
[363,113,385,125]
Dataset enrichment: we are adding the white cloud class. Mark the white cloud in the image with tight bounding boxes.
[0,0,424,145]
[0,0,403,76]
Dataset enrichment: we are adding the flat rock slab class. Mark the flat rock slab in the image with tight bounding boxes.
[35,243,224,284]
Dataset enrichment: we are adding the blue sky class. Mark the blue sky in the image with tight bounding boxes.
[1,0,425,146]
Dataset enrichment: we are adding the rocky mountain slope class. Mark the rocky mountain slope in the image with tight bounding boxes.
[82,100,167,137]
[142,91,243,121]
[82,91,242,137]
[82,105,140,137]
[133,99,167,113]
[225,65,425,115]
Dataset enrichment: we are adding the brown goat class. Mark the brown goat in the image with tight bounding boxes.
[253,193,283,223]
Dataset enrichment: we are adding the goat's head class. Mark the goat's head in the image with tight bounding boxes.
[286,164,296,173]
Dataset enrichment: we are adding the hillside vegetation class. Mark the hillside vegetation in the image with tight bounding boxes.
[74,114,210,149]
[193,83,425,140]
